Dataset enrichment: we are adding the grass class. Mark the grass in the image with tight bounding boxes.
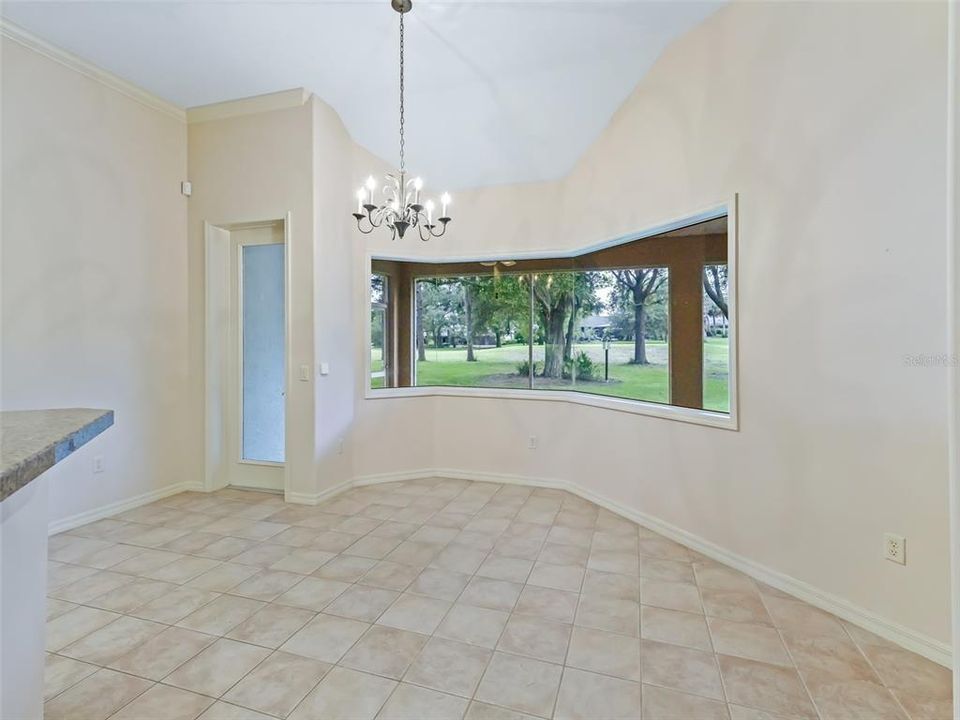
[371,338,730,413]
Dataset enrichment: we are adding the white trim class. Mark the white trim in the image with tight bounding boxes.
[48,481,203,536]
[0,19,186,122]
[187,88,311,124]
[285,467,951,668]
[364,197,739,430]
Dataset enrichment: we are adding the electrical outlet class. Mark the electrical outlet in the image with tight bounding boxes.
[884,533,906,565]
[528,435,537,450]
[92,456,105,474]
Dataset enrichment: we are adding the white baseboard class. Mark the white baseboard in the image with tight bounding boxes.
[54,466,951,668]
[48,481,204,535]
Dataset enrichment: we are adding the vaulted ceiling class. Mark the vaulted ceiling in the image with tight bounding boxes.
[2,1,721,189]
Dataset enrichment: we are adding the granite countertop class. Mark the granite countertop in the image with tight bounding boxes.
[1,409,114,502]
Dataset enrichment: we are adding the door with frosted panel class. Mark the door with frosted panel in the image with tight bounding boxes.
[228,224,285,491]
[242,243,286,463]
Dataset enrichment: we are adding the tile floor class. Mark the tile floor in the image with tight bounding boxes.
[44,478,951,719]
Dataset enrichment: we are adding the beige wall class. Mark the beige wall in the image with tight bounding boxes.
[416,0,950,647]
[1,37,190,523]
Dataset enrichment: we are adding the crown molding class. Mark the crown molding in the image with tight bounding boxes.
[186,88,312,124]
[0,19,186,122]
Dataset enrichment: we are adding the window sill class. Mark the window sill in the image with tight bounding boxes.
[364,385,738,430]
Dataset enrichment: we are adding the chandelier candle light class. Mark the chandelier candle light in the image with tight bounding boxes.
[352,0,452,241]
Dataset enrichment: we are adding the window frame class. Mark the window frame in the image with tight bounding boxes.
[362,197,739,431]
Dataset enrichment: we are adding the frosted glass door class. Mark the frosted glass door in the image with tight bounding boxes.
[241,243,285,463]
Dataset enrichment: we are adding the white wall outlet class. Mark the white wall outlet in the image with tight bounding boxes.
[319,362,330,376]
[884,533,906,565]
[92,456,105,474]
[180,181,192,196]
[299,364,310,382]
[528,435,537,450]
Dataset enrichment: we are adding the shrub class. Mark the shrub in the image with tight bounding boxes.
[563,351,596,380]
[516,359,540,376]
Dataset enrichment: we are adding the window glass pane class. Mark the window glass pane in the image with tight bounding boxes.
[702,264,729,412]
[531,269,670,404]
[371,274,388,389]
[242,243,285,463]
[416,274,530,389]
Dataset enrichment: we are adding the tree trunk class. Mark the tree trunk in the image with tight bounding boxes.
[563,302,577,362]
[632,287,648,364]
[494,329,502,348]
[416,284,426,361]
[542,309,567,378]
[465,286,476,362]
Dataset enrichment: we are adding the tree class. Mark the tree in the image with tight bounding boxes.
[415,282,426,361]
[703,265,728,319]
[612,268,667,364]
[532,274,574,378]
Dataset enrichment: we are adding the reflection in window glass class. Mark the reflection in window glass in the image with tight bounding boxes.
[702,264,729,412]
[415,275,529,389]
[371,274,388,389]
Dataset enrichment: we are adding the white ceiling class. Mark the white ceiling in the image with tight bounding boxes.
[2,0,721,190]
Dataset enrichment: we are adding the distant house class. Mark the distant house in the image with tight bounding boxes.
[578,315,611,340]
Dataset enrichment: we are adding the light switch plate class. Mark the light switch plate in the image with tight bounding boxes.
[299,364,310,381]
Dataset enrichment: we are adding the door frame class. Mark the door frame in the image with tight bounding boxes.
[204,213,292,495]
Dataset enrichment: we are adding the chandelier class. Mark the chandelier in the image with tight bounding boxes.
[352,0,452,241]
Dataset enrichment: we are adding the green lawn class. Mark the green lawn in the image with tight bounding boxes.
[376,339,730,413]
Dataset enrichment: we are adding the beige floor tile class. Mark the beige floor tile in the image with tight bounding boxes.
[497,614,571,664]
[707,617,792,667]
[892,688,953,720]
[129,586,220,624]
[165,638,271,697]
[641,639,724,700]
[701,587,773,625]
[582,570,640,601]
[641,684,729,720]
[591,531,637,553]
[44,653,98,700]
[226,603,316,648]
[198,701,276,720]
[108,626,216,680]
[363,560,423,590]
[718,654,817,718]
[567,626,641,682]
[60,615,165,665]
[476,555,534,583]
[475,652,562,718]
[73,543,145,569]
[465,702,538,720]
[782,631,878,682]
[47,605,121,652]
[641,578,703,614]
[638,537,692,562]
[493,536,544,561]
[230,544,293,568]
[761,596,845,638]
[641,606,712,651]
[50,570,136,604]
[514,585,579,624]
[111,549,184,575]
[640,557,696,584]
[378,593,451,634]
[345,534,403,559]
[177,594,265,636]
[48,560,99,590]
[376,683,470,720]
[223,650,331,717]
[341,625,429,678]
[88,578,179,613]
[109,683,214,720]
[325,583,400,621]
[805,677,908,720]
[159,530,222,555]
[554,667,642,720]
[587,550,640,576]
[537,543,589,567]
[386,540,444,567]
[195,537,258,561]
[405,637,491,698]
[144,556,222,583]
[187,563,259,592]
[49,536,114,564]
[859,642,952,701]
[44,668,152,720]
[527,562,584,593]
[280,612,370,663]
[436,604,510,649]
[429,543,489,574]
[694,563,758,593]
[274,576,350,611]
[460,577,523,612]
[229,570,303,601]
[313,553,378,580]
[575,593,639,636]
[288,666,396,720]
[270,548,337,574]
[47,598,78,621]
[409,567,472,601]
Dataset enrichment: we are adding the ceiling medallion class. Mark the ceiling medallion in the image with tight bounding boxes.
[352,0,451,241]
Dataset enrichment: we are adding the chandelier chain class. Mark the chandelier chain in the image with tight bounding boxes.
[398,11,405,176]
